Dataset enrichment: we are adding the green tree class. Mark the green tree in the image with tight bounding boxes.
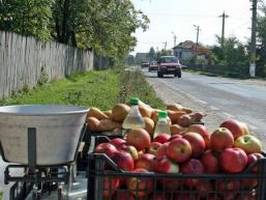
[148,47,156,61]
[211,36,248,66]
[51,0,149,60]
[0,0,149,62]
[0,0,52,40]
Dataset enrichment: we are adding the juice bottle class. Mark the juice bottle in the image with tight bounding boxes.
[122,97,145,129]
[153,110,171,138]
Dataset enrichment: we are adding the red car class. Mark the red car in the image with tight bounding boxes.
[157,56,182,78]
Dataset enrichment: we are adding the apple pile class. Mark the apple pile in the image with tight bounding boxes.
[94,118,264,200]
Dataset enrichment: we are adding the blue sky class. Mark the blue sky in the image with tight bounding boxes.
[132,0,252,54]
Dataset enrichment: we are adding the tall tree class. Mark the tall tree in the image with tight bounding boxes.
[0,0,52,40]
[51,0,149,59]
[0,0,149,61]
[148,47,156,61]
[211,36,248,66]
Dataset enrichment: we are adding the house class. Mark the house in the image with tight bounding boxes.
[135,52,149,64]
[173,40,210,64]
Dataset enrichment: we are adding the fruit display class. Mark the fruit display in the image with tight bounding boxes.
[91,114,265,200]
[86,100,205,135]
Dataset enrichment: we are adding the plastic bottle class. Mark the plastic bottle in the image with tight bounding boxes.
[122,97,145,129]
[153,111,171,138]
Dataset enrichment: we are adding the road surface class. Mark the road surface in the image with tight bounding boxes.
[145,69,266,143]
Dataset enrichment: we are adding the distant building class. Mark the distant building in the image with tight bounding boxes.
[135,53,149,64]
[173,40,210,64]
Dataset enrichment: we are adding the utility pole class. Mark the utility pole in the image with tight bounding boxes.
[163,41,167,50]
[219,11,229,48]
[250,0,257,77]
[172,32,177,47]
[193,25,200,54]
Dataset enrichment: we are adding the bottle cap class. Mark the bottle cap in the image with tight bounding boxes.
[130,97,139,105]
[158,111,168,118]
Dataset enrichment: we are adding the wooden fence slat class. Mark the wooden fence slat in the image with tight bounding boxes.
[0,31,94,99]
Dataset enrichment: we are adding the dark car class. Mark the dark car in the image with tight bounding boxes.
[141,61,149,68]
[157,56,182,78]
[148,61,158,71]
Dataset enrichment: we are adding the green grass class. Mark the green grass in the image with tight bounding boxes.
[0,70,120,110]
[119,70,165,109]
[0,68,164,110]
[0,192,2,200]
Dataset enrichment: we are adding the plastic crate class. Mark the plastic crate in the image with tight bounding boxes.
[86,136,266,200]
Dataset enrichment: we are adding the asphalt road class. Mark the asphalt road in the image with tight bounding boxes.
[145,69,266,142]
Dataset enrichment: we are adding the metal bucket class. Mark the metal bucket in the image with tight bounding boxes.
[0,105,88,165]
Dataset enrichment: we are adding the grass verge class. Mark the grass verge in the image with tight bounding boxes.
[0,70,120,110]
[118,69,164,109]
[0,68,164,110]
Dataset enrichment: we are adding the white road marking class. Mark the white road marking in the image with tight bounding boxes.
[209,106,220,111]
[222,112,235,119]
[196,100,208,105]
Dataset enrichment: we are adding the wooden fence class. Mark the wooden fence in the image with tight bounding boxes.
[0,31,94,99]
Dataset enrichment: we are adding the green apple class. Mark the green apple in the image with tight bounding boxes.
[234,135,262,154]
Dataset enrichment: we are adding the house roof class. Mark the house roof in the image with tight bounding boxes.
[173,40,210,55]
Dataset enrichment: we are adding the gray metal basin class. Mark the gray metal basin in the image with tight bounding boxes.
[0,105,88,165]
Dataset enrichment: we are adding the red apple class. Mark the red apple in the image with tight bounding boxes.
[135,153,155,171]
[221,193,238,200]
[240,121,250,135]
[153,156,179,173]
[220,119,248,139]
[152,193,168,200]
[210,127,234,152]
[126,128,151,151]
[196,180,213,198]
[153,133,171,144]
[156,142,169,159]
[110,151,134,171]
[217,180,240,191]
[166,138,192,163]
[110,138,127,149]
[174,193,198,200]
[219,148,248,173]
[200,150,220,173]
[95,142,117,157]
[180,158,204,187]
[241,178,258,190]
[103,177,120,199]
[115,191,136,200]
[121,145,139,160]
[169,134,182,141]
[234,135,262,154]
[187,124,210,148]
[127,168,153,198]
[236,193,257,200]
[148,142,162,155]
[247,152,264,172]
[154,155,182,190]
[183,132,206,157]
[160,178,183,191]
[153,155,181,191]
